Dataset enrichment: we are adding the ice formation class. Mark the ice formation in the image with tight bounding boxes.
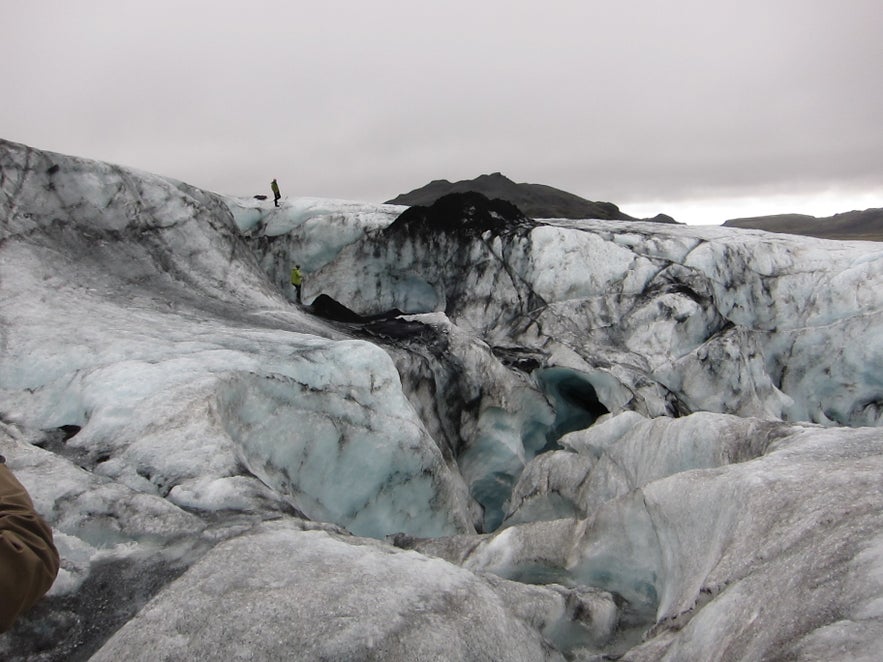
[1,138,881,660]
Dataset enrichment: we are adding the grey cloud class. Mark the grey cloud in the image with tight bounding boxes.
[2,0,880,218]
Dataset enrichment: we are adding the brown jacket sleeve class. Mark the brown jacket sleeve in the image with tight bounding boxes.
[0,463,60,632]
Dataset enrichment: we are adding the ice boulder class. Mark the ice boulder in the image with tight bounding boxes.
[90,523,569,662]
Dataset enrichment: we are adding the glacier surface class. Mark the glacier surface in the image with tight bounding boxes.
[1,138,882,660]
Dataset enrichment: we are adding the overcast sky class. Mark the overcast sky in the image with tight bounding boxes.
[3,0,881,224]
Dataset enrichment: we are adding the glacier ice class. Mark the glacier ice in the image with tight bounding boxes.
[89,522,600,662]
[2,137,883,660]
[409,423,883,659]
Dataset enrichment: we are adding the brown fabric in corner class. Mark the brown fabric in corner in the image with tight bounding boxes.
[0,464,59,632]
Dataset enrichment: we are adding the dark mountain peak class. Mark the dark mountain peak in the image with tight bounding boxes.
[648,213,679,225]
[386,173,661,222]
[384,191,533,238]
[476,172,509,182]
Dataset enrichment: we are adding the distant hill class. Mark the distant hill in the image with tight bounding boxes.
[723,208,883,242]
[386,172,677,223]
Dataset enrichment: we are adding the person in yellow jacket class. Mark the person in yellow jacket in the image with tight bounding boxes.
[290,264,303,304]
[271,179,281,207]
[0,456,59,632]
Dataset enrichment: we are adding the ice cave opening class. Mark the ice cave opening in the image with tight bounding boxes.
[458,367,614,534]
[535,367,610,449]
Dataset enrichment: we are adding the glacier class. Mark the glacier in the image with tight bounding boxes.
[1,137,882,660]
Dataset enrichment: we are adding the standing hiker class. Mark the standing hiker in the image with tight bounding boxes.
[271,179,281,207]
[290,264,303,304]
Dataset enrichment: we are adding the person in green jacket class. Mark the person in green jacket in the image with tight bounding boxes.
[0,457,59,632]
[271,179,281,207]
[290,264,303,304]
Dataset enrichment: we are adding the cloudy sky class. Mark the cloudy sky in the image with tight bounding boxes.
[3,0,881,224]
